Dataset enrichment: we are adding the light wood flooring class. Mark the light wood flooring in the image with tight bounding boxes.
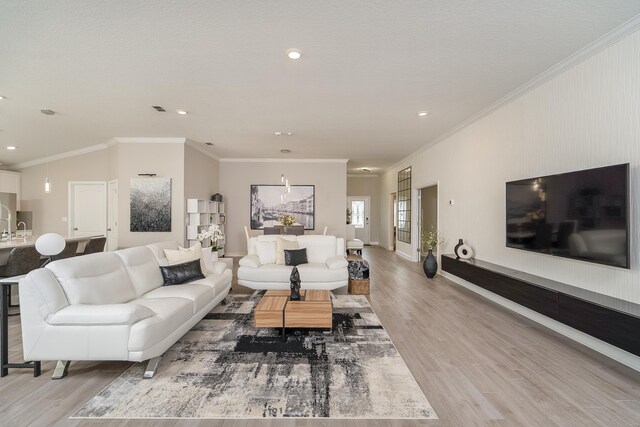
[1,246,640,426]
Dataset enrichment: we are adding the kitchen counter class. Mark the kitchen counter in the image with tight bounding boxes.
[0,235,104,265]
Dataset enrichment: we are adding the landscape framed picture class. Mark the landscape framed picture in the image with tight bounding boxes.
[250,185,315,230]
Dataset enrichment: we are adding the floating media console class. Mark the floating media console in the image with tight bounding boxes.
[441,255,640,357]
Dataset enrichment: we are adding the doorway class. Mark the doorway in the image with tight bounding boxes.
[68,181,107,238]
[347,196,370,244]
[107,180,119,251]
[418,184,438,259]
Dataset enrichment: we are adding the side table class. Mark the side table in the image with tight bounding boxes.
[0,275,41,377]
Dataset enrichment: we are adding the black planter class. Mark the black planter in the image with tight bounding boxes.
[454,239,464,258]
[423,250,437,278]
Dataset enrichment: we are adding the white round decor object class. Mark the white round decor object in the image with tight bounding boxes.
[457,244,474,259]
[35,233,66,256]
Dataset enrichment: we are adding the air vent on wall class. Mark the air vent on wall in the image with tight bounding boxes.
[152,106,166,112]
[205,142,214,146]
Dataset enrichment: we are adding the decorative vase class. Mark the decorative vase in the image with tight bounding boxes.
[211,249,218,261]
[423,250,437,278]
[454,239,464,259]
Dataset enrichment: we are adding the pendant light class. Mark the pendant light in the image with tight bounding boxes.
[44,148,51,193]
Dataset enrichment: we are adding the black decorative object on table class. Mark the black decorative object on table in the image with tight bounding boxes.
[289,267,301,301]
[423,250,437,278]
[454,239,464,258]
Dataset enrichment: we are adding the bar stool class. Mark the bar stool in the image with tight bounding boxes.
[0,246,43,315]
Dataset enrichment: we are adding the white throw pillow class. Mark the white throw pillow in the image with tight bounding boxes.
[276,238,299,265]
[256,241,277,265]
[164,243,208,277]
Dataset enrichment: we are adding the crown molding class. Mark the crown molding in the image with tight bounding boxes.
[347,174,379,178]
[220,158,349,164]
[384,14,640,175]
[185,140,220,161]
[114,137,187,144]
[12,143,113,170]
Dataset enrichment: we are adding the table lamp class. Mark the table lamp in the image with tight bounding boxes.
[35,233,66,267]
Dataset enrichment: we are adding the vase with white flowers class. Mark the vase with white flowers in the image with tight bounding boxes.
[197,224,224,260]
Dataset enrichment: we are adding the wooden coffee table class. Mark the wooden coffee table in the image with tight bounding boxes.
[254,290,332,336]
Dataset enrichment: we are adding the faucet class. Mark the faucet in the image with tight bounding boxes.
[17,221,27,240]
[0,205,11,243]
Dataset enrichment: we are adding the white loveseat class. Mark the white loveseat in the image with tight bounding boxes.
[19,241,231,379]
[238,235,348,291]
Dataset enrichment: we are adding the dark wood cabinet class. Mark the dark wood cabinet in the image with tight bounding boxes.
[441,255,640,357]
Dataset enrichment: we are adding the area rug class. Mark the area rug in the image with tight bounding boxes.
[72,294,437,419]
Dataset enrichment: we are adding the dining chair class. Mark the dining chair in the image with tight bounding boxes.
[0,246,44,315]
[82,236,107,254]
[56,240,79,260]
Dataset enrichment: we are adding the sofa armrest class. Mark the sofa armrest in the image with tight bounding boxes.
[239,254,261,268]
[47,303,155,326]
[326,256,348,270]
[209,261,228,274]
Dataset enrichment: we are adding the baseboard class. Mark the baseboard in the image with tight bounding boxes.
[441,271,640,373]
[369,241,380,245]
[223,252,246,257]
[395,250,416,262]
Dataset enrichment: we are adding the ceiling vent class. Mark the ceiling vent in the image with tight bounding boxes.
[205,142,214,146]
[152,106,166,112]
[359,167,372,173]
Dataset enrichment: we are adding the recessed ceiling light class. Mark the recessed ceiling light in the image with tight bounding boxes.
[359,167,372,173]
[41,109,55,115]
[287,49,302,60]
[418,111,429,117]
[274,132,282,136]
[6,146,16,150]
[286,132,293,136]
[280,149,291,154]
[176,109,188,115]
[0,96,5,100]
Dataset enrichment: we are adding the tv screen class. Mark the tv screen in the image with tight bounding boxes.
[506,164,629,268]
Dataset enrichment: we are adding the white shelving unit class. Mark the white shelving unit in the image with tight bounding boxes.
[186,198,226,256]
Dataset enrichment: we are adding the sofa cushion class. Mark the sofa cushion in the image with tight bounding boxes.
[146,241,179,266]
[239,264,294,283]
[115,246,164,297]
[276,238,299,265]
[141,283,213,314]
[159,259,205,286]
[47,303,155,326]
[297,263,348,283]
[284,248,308,266]
[256,241,277,265]
[173,243,209,277]
[297,235,338,263]
[47,252,137,305]
[128,297,193,352]
[239,254,261,268]
[248,234,296,255]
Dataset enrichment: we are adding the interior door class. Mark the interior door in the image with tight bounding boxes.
[348,196,370,244]
[107,180,118,251]
[69,182,107,238]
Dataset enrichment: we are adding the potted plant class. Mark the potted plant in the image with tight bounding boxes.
[197,224,224,261]
[420,227,444,278]
[278,214,297,233]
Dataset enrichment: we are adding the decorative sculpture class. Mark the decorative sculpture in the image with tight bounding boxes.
[289,266,301,301]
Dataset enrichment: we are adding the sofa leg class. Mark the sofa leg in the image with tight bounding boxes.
[52,360,70,380]
[221,298,227,305]
[143,356,162,379]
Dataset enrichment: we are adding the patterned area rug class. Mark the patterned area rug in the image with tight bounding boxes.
[72,294,437,419]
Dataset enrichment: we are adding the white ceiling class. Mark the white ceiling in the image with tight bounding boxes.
[2,1,640,173]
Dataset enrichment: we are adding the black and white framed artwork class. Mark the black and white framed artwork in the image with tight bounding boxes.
[250,185,315,230]
[130,177,172,232]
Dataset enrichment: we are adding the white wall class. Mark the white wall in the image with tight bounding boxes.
[116,142,185,248]
[219,160,347,255]
[380,29,640,303]
[184,143,219,201]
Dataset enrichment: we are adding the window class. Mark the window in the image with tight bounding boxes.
[352,201,365,229]
[397,166,411,243]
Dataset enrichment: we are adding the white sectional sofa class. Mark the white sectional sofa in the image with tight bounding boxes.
[19,241,231,379]
[238,235,348,291]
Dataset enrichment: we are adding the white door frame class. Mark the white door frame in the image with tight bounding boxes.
[347,196,371,244]
[68,181,107,237]
[107,179,119,251]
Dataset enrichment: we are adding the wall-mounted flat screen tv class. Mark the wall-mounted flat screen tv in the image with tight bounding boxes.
[506,163,629,268]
